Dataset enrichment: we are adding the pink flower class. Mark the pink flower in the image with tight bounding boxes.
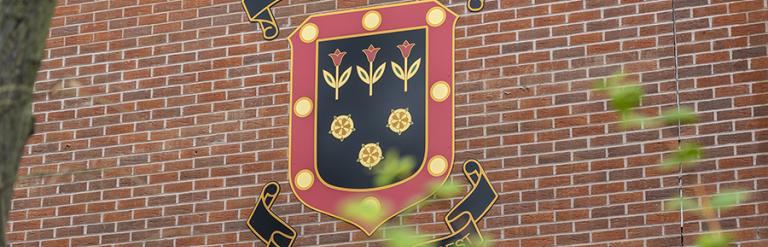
[396,40,415,59]
[328,49,347,67]
[362,45,381,63]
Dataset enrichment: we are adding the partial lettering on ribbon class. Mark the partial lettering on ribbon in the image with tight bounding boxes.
[467,0,485,12]
[419,160,499,247]
[246,182,297,247]
[241,0,282,40]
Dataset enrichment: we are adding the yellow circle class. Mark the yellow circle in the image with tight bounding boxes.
[430,81,450,102]
[362,11,382,31]
[299,23,318,43]
[295,169,314,190]
[361,196,381,211]
[294,97,313,117]
[330,115,355,141]
[387,108,413,135]
[426,7,446,27]
[358,143,383,169]
[428,155,448,176]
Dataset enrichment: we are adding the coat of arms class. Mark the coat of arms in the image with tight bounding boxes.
[287,1,457,235]
[246,2,497,246]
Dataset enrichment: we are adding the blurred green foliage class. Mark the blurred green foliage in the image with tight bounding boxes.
[665,190,749,215]
[340,198,383,226]
[595,73,750,247]
[469,236,495,247]
[348,149,495,247]
[665,196,699,211]
[661,142,702,171]
[710,190,749,211]
[383,228,433,247]
[429,180,462,199]
[696,233,730,247]
[374,149,417,186]
[662,107,698,125]
[594,74,643,113]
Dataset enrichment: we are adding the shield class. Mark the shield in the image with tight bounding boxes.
[287,0,457,235]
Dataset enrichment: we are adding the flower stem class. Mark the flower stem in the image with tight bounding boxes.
[334,66,339,100]
[403,57,409,92]
[368,61,373,96]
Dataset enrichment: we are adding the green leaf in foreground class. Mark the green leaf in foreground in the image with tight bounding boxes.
[594,73,644,112]
[662,142,702,171]
[665,196,699,211]
[662,107,698,125]
[618,111,659,129]
[430,180,462,198]
[384,228,433,247]
[696,232,730,247]
[374,149,417,186]
[608,82,643,112]
[710,190,748,211]
[340,198,384,225]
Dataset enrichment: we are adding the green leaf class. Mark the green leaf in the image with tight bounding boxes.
[662,142,701,171]
[662,107,698,125]
[341,198,384,225]
[696,233,730,247]
[594,73,644,112]
[619,111,650,129]
[618,111,663,129]
[710,190,748,211]
[665,196,699,211]
[608,83,643,112]
[384,228,433,247]
[373,149,416,186]
[430,180,462,198]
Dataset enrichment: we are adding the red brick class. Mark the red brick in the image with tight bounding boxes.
[13,0,766,246]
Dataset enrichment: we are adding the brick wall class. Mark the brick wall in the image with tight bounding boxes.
[10,0,767,246]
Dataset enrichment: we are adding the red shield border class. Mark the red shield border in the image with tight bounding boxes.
[287,0,457,235]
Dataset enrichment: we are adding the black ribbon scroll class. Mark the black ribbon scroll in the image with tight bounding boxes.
[418,160,499,247]
[467,0,485,12]
[241,0,282,40]
[246,182,297,247]
[247,160,496,247]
